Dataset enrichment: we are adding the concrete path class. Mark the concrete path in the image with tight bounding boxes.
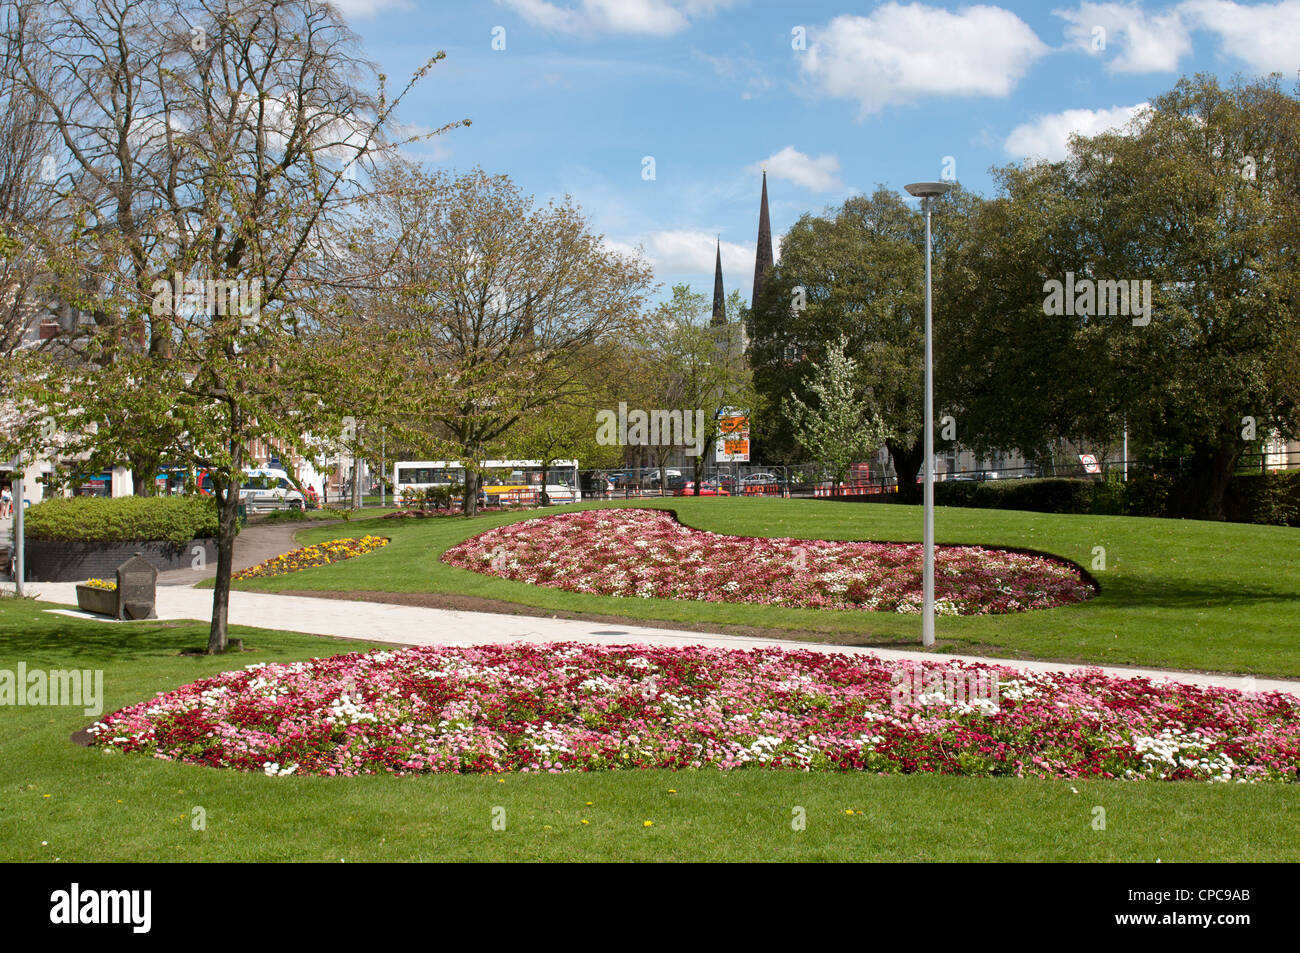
[7,579,1298,698]
[154,519,348,586]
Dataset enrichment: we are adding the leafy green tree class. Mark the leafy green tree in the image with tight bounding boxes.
[782,335,885,490]
[939,160,1118,472]
[351,163,653,515]
[639,285,753,493]
[499,382,621,502]
[945,74,1300,516]
[748,186,981,500]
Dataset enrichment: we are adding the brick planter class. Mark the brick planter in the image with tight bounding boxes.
[22,538,218,582]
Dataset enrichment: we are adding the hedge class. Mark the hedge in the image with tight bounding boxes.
[883,473,1300,526]
[929,478,1124,515]
[22,496,222,545]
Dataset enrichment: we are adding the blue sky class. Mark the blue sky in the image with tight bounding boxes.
[331,0,1300,305]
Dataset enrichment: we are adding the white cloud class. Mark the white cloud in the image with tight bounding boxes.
[1056,1,1192,73]
[747,147,842,192]
[800,3,1050,116]
[1004,103,1151,161]
[1180,0,1300,73]
[496,0,736,36]
[606,229,775,283]
[641,230,752,275]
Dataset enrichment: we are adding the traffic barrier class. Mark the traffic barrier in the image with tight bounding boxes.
[494,488,541,506]
[812,482,891,498]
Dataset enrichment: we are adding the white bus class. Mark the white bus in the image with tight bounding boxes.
[393,460,580,506]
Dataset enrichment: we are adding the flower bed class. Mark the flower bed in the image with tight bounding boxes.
[442,509,1094,614]
[232,536,389,580]
[87,643,1299,781]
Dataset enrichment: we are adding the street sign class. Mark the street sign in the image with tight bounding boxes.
[1079,453,1101,474]
[716,410,750,463]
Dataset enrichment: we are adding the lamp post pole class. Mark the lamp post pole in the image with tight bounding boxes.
[12,463,25,597]
[904,181,952,648]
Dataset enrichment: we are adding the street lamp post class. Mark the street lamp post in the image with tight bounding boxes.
[904,181,952,647]
[10,457,25,597]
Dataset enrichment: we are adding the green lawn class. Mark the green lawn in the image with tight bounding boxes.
[1,598,1296,862]
[235,498,1300,678]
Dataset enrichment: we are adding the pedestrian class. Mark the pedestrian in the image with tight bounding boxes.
[0,484,11,518]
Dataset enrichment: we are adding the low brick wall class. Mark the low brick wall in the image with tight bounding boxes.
[23,538,218,582]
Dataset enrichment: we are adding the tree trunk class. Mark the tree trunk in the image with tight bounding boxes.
[129,452,161,496]
[206,457,243,655]
[540,461,551,506]
[1196,442,1241,521]
[463,467,478,516]
[887,437,925,505]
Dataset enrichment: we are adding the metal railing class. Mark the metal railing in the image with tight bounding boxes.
[576,450,1300,502]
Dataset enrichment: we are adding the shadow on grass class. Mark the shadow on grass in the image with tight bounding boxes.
[1085,576,1299,611]
[0,601,240,664]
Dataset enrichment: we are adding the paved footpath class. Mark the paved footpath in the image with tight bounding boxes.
[155,520,350,585]
[8,579,1299,698]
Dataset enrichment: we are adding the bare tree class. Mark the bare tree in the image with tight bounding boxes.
[9,0,462,652]
[349,163,654,515]
[0,2,56,359]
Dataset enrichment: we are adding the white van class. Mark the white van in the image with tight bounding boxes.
[238,468,305,512]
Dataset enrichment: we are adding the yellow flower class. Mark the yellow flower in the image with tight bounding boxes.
[643,820,653,827]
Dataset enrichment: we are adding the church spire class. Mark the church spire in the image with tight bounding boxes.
[752,170,773,306]
[711,236,725,326]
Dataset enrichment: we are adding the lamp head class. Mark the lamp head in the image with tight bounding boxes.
[904,181,952,199]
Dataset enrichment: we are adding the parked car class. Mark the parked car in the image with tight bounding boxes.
[645,469,683,488]
[739,472,783,487]
[674,482,731,496]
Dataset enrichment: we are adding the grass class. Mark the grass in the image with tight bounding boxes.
[232,497,1300,678]
[1,597,1297,862]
